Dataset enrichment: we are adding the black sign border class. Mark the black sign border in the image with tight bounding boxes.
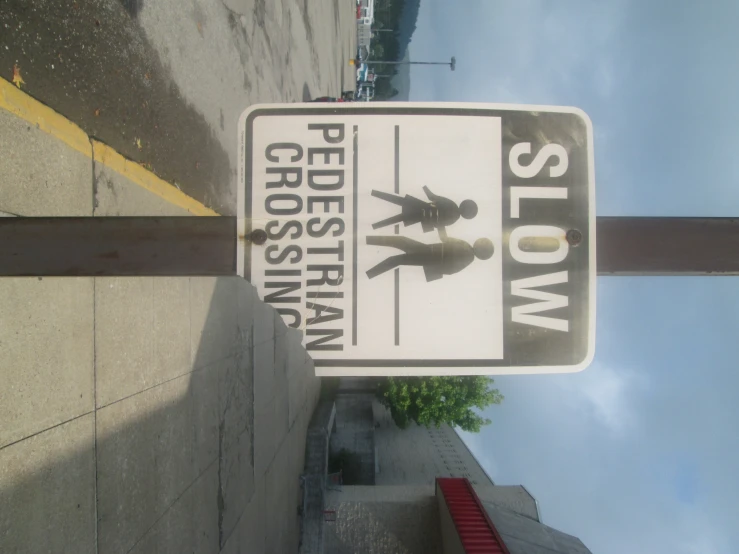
[242,104,595,371]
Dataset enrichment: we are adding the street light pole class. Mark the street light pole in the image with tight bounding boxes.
[371,56,456,71]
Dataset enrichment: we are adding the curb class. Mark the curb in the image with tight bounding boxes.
[0,77,219,217]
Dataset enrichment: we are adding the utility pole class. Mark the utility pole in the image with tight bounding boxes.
[3,216,739,277]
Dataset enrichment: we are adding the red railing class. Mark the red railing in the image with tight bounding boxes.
[436,478,511,554]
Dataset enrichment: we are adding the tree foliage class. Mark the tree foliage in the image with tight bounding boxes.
[372,79,399,100]
[376,376,504,433]
[369,43,385,60]
[366,0,421,100]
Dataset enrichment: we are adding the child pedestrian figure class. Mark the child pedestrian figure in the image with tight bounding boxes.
[371,186,478,233]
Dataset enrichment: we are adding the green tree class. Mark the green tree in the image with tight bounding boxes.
[376,376,503,433]
[370,43,385,60]
[371,76,399,101]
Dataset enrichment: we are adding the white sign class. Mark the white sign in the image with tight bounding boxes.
[238,103,595,376]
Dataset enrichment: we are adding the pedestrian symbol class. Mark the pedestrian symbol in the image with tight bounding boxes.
[366,235,494,282]
[370,188,478,232]
[367,186,492,282]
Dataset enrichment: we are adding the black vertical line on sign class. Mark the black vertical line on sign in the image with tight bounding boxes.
[394,125,400,345]
[394,268,400,345]
[394,125,400,195]
[352,125,359,346]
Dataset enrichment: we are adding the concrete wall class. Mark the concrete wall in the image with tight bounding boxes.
[337,377,380,394]
[373,401,493,487]
[357,23,372,48]
[484,504,593,554]
[476,485,540,522]
[324,486,442,554]
[329,395,375,485]
[299,400,336,554]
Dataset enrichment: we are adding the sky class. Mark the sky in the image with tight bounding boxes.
[406,1,739,553]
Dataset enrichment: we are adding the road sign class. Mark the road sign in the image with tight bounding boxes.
[238,103,595,376]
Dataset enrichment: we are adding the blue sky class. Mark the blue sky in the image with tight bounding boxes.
[406,1,739,553]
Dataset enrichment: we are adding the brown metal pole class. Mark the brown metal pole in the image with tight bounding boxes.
[1,216,738,277]
[0,217,237,276]
[597,217,739,276]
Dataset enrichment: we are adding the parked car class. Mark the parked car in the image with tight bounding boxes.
[310,96,343,103]
[309,91,355,103]
[355,83,375,101]
[356,63,369,82]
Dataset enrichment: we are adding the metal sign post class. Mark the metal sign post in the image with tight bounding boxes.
[0,216,237,276]
[4,216,739,277]
[596,217,739,276]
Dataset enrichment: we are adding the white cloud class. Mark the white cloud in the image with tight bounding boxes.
[595,63,615,99]
[556,363,648,436]
[656,503,731,554]
[681,522,726,554]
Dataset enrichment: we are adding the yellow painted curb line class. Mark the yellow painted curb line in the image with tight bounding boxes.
[0,76,91,157]
[0,77,219,216]
[91,140,219,216]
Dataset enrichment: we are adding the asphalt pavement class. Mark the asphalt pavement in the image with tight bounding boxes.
[0,0,357,215]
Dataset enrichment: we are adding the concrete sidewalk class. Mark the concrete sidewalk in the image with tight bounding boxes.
[0,96,320,553]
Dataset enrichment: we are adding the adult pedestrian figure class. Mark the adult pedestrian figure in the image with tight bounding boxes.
[366,231,494,282]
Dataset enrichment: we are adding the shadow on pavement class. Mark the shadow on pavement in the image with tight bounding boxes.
[0,0,233,214]
[118,0,144,18]
[0,277,309,554]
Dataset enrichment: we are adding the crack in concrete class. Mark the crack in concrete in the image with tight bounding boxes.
[217,417,226,548]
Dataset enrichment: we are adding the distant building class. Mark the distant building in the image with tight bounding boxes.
[357,0,375,25]
[375,400,495,487]
[321,378,593,554]
[356,0,374,50]
[328,379,498,487]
